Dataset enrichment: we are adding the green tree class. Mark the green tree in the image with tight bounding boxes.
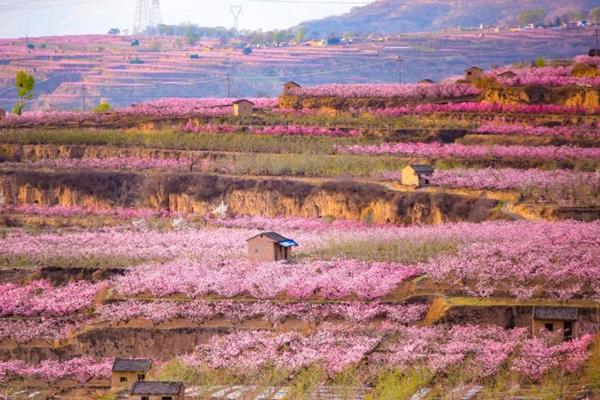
[185,28,199,46]
[295,28,307,43]
[13,70,35,116]
[517,9,546,26]
[534,57,546,67]
[94,101,112,113]
[568,10,586,21]
[590,7,600,22]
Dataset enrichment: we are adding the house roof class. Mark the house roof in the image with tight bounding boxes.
[534,307,579,321]
[498,70,517,78]
[112,358,152,372]
[247,232,298,247]
[418,79,435,84]
[408,164,434,174]
[130,381,184,395]
[285,81,301,88]
[466,66,483,72]
[233,99,254,105]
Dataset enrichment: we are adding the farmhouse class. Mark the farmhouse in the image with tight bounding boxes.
[233,99,254,116]
[247,232,298,262]
[111,358,152,390]
[532,307,579,341]
[418,79,436,84]
[0,107,4,119]
[465,66,484,81]
[401,165,434,187]
[129,381,185,400]
[284,81,301,92]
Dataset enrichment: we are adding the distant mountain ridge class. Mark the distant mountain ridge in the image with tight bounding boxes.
[296,0,600,35]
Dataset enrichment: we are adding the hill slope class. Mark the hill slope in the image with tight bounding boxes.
[297,0,600,35]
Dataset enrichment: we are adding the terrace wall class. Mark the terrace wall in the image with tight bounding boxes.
[483,86,600,109]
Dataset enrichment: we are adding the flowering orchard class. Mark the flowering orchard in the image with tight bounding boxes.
[293,83,480,99]
[0,280,102,317]
[429,168,600,205]
[98,300,428,325]
[476,121,600,138]
[0,357,111,383]
[182,122,361,137]
[373,102,600,116]
[490,65,600,88]
[179,324,594,381]
[0,97,278,128]
[336,142,600,161]
[0,204,172,219]
[114,259,420,300]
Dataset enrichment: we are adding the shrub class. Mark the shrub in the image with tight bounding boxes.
[94,102,112,113]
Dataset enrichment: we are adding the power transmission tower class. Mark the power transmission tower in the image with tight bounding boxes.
[133,0,162,35]
[230,5,242,31]
[150,0,163,28]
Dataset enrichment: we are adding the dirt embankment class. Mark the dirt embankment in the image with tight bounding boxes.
[483,86,600,108]
[0,169,500,225]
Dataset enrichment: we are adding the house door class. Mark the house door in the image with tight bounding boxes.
[564,321,573,341]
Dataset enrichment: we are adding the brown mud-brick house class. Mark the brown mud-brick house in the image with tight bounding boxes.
[401,165,434,187]
[129,381,185,400]
[247,232,298,262]
[418,79,436,84]
[284,81,301,92]
[233,99,254,116]
[111,358,152,390]
[465,66,484,82]
[532,307,579,341]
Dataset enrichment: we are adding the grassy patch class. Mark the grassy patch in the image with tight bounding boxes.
[0,254,152,270]
[365,368,432,400]
[302,238,459,263]
[284,365,326,399]
[0,129,365,155]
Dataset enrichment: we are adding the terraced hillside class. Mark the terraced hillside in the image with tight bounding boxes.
[1,58,600,399]
[0,28,594,111]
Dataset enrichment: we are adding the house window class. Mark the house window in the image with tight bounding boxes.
[120,376,128,382]
[545,323,554,332]
[161,397,173,400]
[142,397,149,400]
[137,374,145,381]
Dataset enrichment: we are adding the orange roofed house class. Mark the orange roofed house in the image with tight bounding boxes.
[247,232,298,262]
[111,358,152,390]
[129,381,185,400]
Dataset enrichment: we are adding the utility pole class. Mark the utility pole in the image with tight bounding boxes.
[82,84,86,112]
[397,55,403,84]
[226,73,231,98]
[595,28,599,52]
